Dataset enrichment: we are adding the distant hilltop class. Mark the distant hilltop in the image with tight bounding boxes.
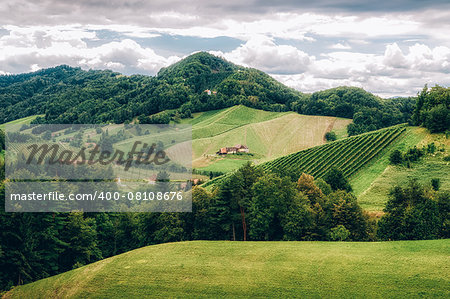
[1,51,418,137]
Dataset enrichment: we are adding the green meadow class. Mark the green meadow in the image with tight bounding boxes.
[5,240,449,298]
[184,105,352,170]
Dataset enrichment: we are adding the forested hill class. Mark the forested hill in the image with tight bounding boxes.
[0,52,415,135]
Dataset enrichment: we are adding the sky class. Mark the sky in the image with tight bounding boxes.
[0,1,449,97]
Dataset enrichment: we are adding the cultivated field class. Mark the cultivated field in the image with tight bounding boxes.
[5,240,449,298]
[186,105,352,170]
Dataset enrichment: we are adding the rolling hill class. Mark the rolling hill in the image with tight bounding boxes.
[0,52,414,138]
[183,105,351,171]
[4,240,449,298]
[3,112,447,213]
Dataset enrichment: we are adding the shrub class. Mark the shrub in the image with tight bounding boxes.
[404,146,425,162]
[329,225,350,241]
[431,178,441,191]
[325,131,337,141]
[324,167,352,192]
[389,150,403,165]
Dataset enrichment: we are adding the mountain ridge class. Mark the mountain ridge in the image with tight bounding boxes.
[0,52,415,136]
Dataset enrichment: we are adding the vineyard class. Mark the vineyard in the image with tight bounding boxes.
[260,124,407,180]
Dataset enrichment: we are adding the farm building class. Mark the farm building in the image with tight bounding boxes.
[234,144,249,153]
[217,144,249,155]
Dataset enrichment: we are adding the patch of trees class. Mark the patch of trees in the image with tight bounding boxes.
[413,85,450,133]
[389,143,440,167]
[291,86,416,136]
[186,165,372,242]
[138,111,171,124]
[378,180,449,240]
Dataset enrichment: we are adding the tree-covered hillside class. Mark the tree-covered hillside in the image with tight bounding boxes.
[1,52,416,135]
[413,85,450,133]
[292,87,416,135]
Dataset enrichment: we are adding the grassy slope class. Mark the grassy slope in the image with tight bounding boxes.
[184,105,351,170]
[1,115,42,161]
[6,240,449,298]
[354,127,449,211]
[0,114,43,128]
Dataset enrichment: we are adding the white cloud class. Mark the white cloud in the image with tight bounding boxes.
[406,44,450,72]
[0,22,449,98]
[273,43,450,97]
[0,25,96,48]
[383,43,450,73]
[213,36,314,74]
[0,27,179,74]
[330,42,351,50]
[383,43,408,68]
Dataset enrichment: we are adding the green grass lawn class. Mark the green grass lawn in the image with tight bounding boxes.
[358,154,450,212]
[5,240,449,298]
[197,157,251,173]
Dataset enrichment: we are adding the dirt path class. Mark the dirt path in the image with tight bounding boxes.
[323,118,337,142]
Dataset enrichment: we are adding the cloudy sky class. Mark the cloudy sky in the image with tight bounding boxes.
[1,1,449,97]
